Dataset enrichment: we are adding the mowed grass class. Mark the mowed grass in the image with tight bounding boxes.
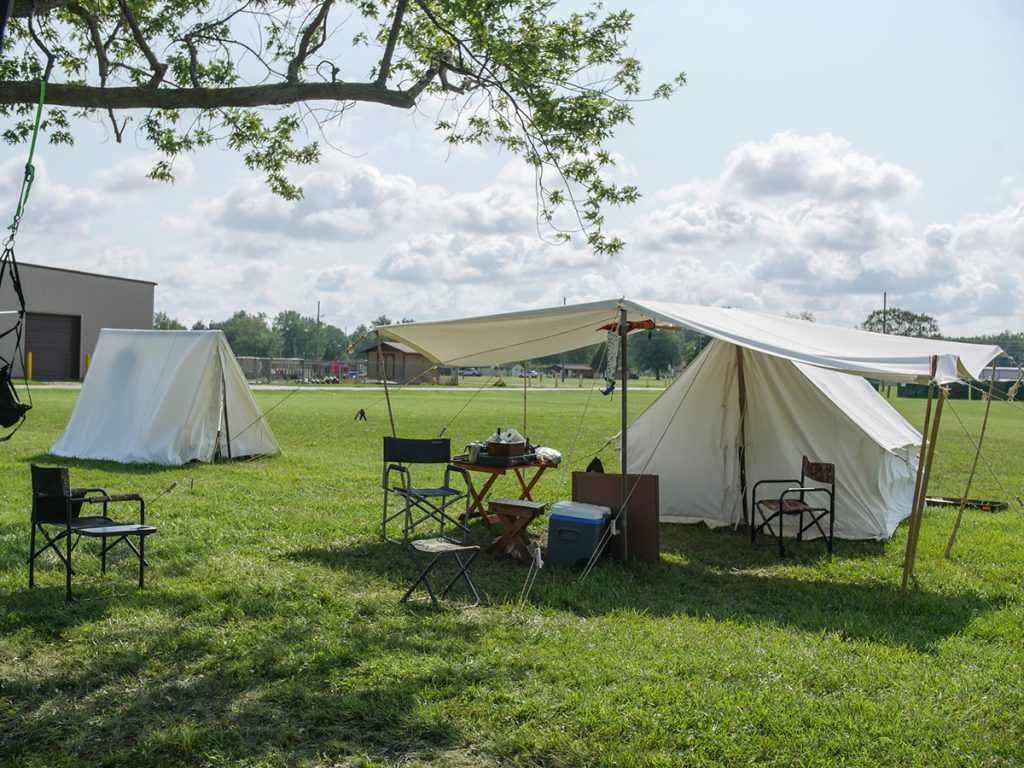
[1,385,1022,767]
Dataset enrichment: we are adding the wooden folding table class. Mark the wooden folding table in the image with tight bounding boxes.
[452,458,553,527]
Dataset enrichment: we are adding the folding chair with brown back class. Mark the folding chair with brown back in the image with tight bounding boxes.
[29,465,157,601]
[752,456,835,557]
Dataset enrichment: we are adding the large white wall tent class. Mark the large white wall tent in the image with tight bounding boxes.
[377,299,1003,541]
[52,330,280,465]
[626,339,921,539]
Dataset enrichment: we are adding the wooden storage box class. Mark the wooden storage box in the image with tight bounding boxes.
[486,440,525,457]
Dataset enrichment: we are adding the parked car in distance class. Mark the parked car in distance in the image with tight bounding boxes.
[461,367,480,376]
[517,369,539,378]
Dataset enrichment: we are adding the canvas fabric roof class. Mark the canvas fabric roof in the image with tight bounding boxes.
[379,298,1002,384]
[625,339,922,539]
[52,330,280,465]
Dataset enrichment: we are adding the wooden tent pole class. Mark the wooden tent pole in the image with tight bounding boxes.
[945,361,998,558]
[903,382,933,563]
[377,332,397,438]
[906,370,935,537]
[902,357,945,595]
[735,346,749,527]
[523,359,528,436]
[221,372,233,459]
[619,306,629,560]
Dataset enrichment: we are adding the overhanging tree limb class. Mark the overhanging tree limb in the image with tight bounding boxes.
[11,0,69,18]
[1,1,685,255]
[0,79,419,109]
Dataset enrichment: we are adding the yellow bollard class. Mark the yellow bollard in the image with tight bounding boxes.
[86,353,91,372]
[26,351,32,381]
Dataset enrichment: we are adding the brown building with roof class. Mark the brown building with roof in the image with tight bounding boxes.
[365,340,435,384]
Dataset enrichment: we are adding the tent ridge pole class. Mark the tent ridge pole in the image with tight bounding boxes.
[945,360,997,558]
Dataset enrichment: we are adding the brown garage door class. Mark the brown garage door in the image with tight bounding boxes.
[26,313,80,381]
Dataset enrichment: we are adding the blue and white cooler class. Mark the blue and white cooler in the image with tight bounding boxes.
[546,501,611,567]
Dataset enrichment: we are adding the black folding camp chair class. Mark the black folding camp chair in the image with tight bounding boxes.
[28,465,157,601]
[752,456,835,557]
[382,437,472,541]
[382,437,480,607]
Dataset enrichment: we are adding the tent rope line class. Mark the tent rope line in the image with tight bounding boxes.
[553,336,610,494]
[943,399,1024,520]
[228,377,308,448]
[368,307,621,445]
[579,343,717,582]
[436,370,501,436]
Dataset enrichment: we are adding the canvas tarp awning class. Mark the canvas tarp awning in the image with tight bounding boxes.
[377,299,1004,540]
[378,299,1002,384]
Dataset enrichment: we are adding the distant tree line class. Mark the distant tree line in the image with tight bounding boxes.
[859,307,1023,365]
[152,310,400,361]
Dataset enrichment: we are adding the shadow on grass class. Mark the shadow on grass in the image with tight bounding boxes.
[0,581,500,766]
[300,528,1002,654]
[15,453,180,477]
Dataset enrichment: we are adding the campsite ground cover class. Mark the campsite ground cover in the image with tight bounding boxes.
[1,387,1022,767]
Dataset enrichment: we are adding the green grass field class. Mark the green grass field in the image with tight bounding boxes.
[1,386,1022,767]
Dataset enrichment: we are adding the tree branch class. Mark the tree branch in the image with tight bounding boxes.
[0,79,422,109]
[287,0,334,83]
[117,0,166,88]
[11,0,69,17]
[376,0,408,86]
[65,2,108,83]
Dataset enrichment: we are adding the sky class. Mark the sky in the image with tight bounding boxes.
[2,0,1023,337]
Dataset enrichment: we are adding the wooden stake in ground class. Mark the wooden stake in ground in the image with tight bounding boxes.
[945,361,998,558]
[902,357,945,595]
[377,332,397,438]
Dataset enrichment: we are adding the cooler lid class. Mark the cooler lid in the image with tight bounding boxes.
[550,500,610,522]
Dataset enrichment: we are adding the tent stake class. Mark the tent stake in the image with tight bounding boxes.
[902,357,945,595]
[945,361,997,558]
[620,306,629,561]
[735,346,749,528]
[377,332,397,437]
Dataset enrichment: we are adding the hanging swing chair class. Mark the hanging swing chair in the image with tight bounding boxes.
[0,80,46,441]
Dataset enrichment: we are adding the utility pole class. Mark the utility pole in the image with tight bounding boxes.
[883,292,888,334]
[315,301,322,361]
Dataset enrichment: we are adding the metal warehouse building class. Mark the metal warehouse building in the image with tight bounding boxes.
[0,262,155,381]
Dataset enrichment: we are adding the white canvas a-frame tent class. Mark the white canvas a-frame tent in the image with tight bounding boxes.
[52,329,281,465]
[378,298,1003,583]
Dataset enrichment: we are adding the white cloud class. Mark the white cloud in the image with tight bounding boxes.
[631,136,1024,331]
[0,157,115,230]
[723,132,920,201]
[13,130,1024,337]
[96,154,196,191]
